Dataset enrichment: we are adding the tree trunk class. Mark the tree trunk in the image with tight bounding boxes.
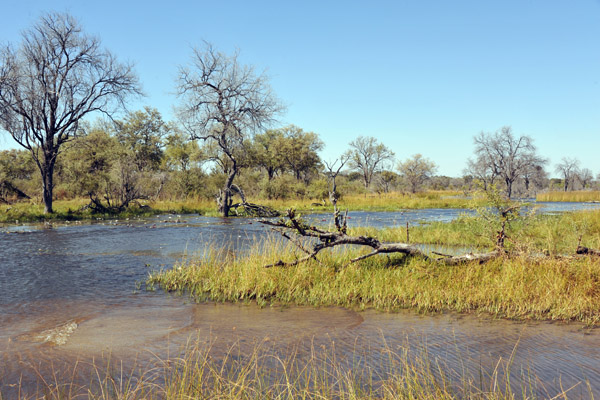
[219,167,238,217]
[505,178,513,198]
[41,160,55,214]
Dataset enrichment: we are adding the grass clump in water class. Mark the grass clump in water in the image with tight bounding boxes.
[147,234,600,325]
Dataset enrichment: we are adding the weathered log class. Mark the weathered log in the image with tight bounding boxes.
[259,209,500,268]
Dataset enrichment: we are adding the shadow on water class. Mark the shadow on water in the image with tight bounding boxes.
[1,203,600,397]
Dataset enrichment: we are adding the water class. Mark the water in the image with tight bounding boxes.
[1,203,600,397]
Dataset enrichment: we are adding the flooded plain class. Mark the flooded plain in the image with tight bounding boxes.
[1,203,600,397]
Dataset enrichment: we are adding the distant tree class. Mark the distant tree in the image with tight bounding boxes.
[397,154,437,193]
[176,43,283,217]
[472,126,546,198]
[464,156,497,190]
[115,107,169,172]
[577,168,594,189]
[250,129,287,180]
[324,154,350,204]
[0,12,141,213]
[279,125,323,183]
[555,157,580,192]
[164,132,204,172]
[347,136,395,188]
[521,163,547,194]
[376,170,398,193]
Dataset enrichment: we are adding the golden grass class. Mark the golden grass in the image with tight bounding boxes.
[537,191,600,202]
[147,234,600,326]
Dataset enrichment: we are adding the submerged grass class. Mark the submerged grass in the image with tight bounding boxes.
[1,336,587,399]
[537,191,600,202]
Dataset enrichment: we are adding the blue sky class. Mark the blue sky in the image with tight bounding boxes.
[1,0,599,177]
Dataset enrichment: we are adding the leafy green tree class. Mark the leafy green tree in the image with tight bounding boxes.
[116,107,169,172]
[0,12,141,213]
[278,125,323,183]
[397,154,437,193]
[0,149,35,201]
[250,129,287,180]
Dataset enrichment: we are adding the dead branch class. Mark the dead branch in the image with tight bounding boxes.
[259,209,500,268]
[576,245,600,257]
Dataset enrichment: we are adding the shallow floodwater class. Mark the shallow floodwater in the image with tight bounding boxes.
[1,204,600,397]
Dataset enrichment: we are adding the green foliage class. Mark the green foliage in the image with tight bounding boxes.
[470,184,535,251]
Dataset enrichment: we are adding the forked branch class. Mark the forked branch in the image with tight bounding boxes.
[259,209,500,268]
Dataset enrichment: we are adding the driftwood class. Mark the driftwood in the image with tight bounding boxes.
[259,209,500,268]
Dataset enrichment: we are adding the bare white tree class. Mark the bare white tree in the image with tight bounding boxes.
[472,127,546,198]
[176,43,284,217]
[0,12,141,213]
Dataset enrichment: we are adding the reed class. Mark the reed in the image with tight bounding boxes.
[537,191,600,202]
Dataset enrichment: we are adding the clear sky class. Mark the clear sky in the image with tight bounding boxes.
[1,0,599,178]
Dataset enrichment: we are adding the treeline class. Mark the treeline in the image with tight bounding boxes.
[0,107,465,208]
[1,13,599,215]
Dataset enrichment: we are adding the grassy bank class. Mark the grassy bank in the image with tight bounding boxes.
[2,338,585,399]
[537,190,600,202]
[0,191,472,223]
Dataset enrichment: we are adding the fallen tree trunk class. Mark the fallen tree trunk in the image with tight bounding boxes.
[259,209,500,267]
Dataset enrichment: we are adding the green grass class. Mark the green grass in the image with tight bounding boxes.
[0,191,476,223]
[146,208,600,325]
[537,190,600,202]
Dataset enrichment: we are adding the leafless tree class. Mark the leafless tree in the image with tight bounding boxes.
[464,156,498,190]
[520,163,547,195]
[0,12,141,213]
[472,127,546,198]
[176,43,284,217]
[577,168,593,189]
[555,157,580,192]
[324,155,350,206]
[397,153,437,193]
[347,136,394,188]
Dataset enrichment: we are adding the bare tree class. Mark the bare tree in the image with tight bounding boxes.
[176,43,284,217]
[324,155,350,206]
[472,127,546,198]
[0,12,141,213]
[521,163,547,195]
[578,168,593,189]
[347,136,394,188]
[397,154,437,193]
[555,157,580,192]
[464,156,498,190]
